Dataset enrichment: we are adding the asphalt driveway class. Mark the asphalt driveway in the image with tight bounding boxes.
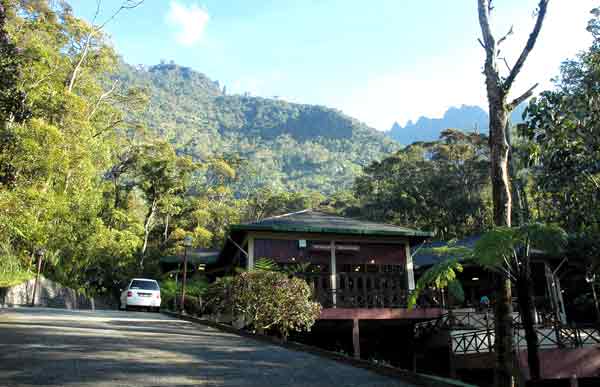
[0,308,418,387]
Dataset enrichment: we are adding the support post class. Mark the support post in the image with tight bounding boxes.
[248,236,255,270]
[405,243,415,291]
[591,282,600,323]
[352,318,361,359]
[31,253,43,307]
[449,334,456,378]
[180,247,188,314]
[330,240,337,307]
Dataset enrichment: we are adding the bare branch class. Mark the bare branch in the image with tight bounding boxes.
[585,171,600,190]
[96,0,145,31]
[478,38,486,50]
[67,32,93,92]
[67,1,145,92]
[508,83,538,110]
[93,119,124,138]
[497,25,514,46]
[477,0,496,56]
[499,56,511,73]
[504,0,549,91]
[88,80,120,119]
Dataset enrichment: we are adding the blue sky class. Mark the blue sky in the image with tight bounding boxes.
[70,0,595,130]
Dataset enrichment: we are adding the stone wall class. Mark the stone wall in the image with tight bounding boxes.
[0,276,115,310]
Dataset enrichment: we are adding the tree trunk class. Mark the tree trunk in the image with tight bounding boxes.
[494,275,515,387]
[489,105,512,227]
[477,1,549,384]
[163,214,170,243]
[489,101,516,387]
[517,265,541,380]
[140,198,157,267]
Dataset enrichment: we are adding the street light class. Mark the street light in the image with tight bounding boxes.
[31,248,45,307]
[180,235,193,314]
[585,271,600,322]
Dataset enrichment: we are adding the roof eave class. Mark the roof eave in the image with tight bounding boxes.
[229,224,434,238]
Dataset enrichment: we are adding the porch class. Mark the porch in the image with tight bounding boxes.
[301,272,409,308]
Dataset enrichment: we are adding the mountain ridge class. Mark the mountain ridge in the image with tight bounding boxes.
[388,104,527,144]
[118,63,399,194]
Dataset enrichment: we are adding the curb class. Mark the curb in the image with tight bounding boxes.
[162,311,474,387]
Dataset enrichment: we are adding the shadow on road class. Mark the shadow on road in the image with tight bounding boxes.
[0,309,414,387]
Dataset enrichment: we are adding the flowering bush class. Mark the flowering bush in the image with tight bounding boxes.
[205,271,321,339]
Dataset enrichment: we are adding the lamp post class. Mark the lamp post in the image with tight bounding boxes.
[31,248,45,307]
[180,235,193,314]
[585,271,600,322]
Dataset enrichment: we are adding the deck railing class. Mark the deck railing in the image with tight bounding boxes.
[300,272,409,308]
[451,323,600,355]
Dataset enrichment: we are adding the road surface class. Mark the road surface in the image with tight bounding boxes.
[0,308,417,387]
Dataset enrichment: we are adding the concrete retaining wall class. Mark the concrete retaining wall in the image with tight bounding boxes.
[0,276,114,310]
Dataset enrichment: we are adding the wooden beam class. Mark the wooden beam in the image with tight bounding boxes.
[331,240,337,307]
[319,307,445,320]
[247,231,410,245]
[352,319,361,359]
[405,243,415,291]
[248,236,254,270]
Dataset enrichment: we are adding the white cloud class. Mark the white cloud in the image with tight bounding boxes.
[166,1,209,46]
[338,0,594,130]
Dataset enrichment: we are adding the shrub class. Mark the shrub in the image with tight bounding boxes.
[205,271,321,339]
[0,243,33,288]
[160,277,209,313]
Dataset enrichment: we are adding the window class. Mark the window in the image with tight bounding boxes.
[129,280,159,290]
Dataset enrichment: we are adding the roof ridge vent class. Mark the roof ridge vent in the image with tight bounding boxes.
[260,208,313,222]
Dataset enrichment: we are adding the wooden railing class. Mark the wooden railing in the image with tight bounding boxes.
[513,324,600,351]
[415,310,560,340]
[452,328,495,355]
[300,272,408,308]
[451,323,600,355]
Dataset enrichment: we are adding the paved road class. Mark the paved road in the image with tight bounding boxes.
[0,308,417,387]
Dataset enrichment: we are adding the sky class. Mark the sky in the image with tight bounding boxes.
[69,0,596,130]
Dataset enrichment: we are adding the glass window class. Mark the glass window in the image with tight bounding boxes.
[130,280,159,290]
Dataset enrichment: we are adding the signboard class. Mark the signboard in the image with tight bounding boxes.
[311,244,360,251]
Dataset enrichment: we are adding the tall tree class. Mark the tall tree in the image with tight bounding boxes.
[477,1,550,385]
[354,129,491,239]
[0,0,29,127]
[522,8,600,233]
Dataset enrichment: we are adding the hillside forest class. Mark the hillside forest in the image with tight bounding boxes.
[1,0,600,304]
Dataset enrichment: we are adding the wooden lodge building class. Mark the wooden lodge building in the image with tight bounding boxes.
[211,210,444,364]
[209,211,600,381]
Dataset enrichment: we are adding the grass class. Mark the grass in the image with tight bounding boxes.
[0,271,34,288]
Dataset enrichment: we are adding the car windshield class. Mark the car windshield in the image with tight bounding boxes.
[129,280,159,291]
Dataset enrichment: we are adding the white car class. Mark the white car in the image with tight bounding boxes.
[120,278,161,312]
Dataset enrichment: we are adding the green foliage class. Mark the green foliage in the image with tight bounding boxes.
[409,223,567,308]
[474,224,567,273]
[159,277,209,310]
[205,271,321,338]
[253,258,278,272]
[0,242,33,287]
[0,1,30,126]
[354,129,492,239]
[119,63,399,195]
[408,257,465,308]
[521,9,600,233]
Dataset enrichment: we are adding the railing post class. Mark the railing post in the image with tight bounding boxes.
[555,321,563,348]
[448,309,455,327]
[448,334,456,378]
